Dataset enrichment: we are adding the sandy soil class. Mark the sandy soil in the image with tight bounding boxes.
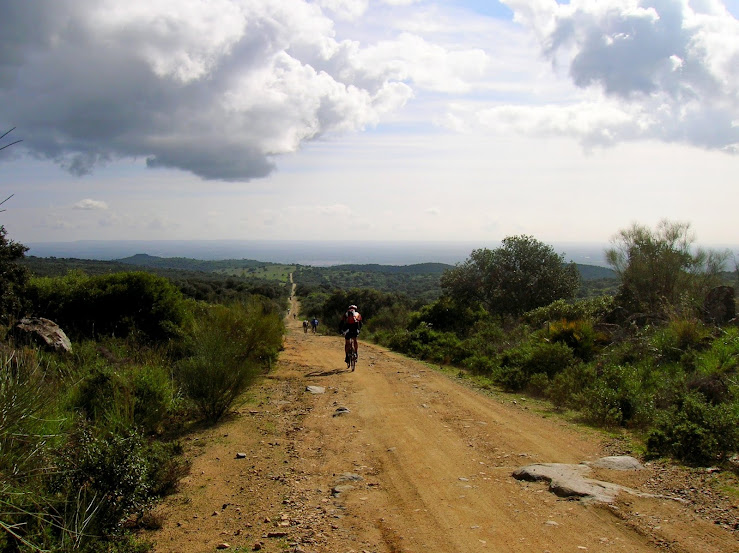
[146,289,738,553]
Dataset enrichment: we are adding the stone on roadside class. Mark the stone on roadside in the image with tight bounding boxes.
[306,386,326,394]
[216,543,230,550]
[235,452,247,459]
[590,456,643,471]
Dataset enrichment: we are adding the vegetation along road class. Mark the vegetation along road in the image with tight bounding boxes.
[147,292,737,553]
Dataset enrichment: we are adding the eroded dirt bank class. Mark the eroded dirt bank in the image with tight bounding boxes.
[147,295,738,553]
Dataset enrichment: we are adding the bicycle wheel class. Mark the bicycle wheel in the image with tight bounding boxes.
[350,348,357,371]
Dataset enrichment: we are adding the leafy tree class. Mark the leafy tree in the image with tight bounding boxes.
[0,226,30,323]
[440,236,579,316]
[605,220,727,318]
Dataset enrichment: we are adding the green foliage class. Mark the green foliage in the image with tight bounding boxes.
[546,319,601,361]
[441,236,580,316]
[132,364,176,435]
[496,341,576,392]
[408,295,486,335]
[26,271,190,342]
[0,226,30,323]
[316,288,412,334]
[606,220,727,319]
[650,317,712,365]
[646,391,739,464]
[295,263,448,303]
[524,296,615,327]
[178,298,283,421]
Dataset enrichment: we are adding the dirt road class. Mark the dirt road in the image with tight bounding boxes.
[148,292,738,553]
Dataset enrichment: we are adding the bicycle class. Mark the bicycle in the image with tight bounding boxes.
[347,340,357,372]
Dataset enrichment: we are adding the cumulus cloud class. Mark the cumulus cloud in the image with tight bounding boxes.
[495,0,739,151]
[73,199,109,210]
[0,0,478,181]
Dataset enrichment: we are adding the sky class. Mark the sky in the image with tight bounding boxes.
[1,0,738,252]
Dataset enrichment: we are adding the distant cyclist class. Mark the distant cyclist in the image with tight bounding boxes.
[311,317,319,333]
[303,320,309,334]
[339,304,362,366]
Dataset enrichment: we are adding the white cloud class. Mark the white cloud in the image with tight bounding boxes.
[494,0,739,151]
[73,198,109,210]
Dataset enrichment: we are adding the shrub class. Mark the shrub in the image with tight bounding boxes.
[546,319,601,361]
[650,317,712,365]
[26,272,190,342]
[53,423,153,537]
[547,363,597,410]
[646,391,739,464]
[495,341,575,392]
[524,296,615,327]
[132,364,175,435]
[178,299,283,422]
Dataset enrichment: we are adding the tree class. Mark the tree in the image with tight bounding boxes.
[441,236,580,317]
[0,226,30,323]
[605,220,726,318]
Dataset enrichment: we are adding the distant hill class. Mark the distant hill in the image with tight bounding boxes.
[115,253,272,272]
[577,264,616,280]
[23,254,620,304]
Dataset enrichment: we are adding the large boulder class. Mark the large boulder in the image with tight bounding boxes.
[703,286,735,325]
[11,317,72,354]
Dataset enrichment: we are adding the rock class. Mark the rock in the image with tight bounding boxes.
[591,456,644,471]
[267,531,289,538]
[10,317,72,354]
[306,386,325,394]
[703,286,735,324]
[235,452,247,459]
[336,473,363,483]
[333,407,350,417]
[216,543,230,550]
[513,463,627,503]
[331,485,355,496]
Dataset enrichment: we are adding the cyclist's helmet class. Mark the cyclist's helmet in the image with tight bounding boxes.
[348,304,357,310]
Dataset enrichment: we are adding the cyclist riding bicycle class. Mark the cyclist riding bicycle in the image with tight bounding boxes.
[339,304,362,366]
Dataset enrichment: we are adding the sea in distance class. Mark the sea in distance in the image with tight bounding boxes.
[27,239,615,267]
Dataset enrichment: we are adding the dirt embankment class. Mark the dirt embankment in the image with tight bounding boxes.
[147,290,738,553]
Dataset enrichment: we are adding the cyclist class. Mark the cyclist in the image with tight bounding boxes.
[339,304,362,367]
[302,320,309,334]
[311,317,319,333]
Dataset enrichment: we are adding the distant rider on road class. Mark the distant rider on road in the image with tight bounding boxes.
[339,304,362,366]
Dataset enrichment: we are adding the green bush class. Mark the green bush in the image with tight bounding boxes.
[26,271,190,342]
[646,391,739,464]
[524,296,615,327]
[547,363,597,410]
[546,319,602,361]
[132,364,176,435]
[178,299,283,421]
[580,364,650,427]
[650,317,712,365]
[52,423,153,537]
[494,341,575,392]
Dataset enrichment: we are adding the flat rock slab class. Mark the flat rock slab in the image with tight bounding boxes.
[306,386,326,394]
[590,455,644,471]
[512,459,647,504]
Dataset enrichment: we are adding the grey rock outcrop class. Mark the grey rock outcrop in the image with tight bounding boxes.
[11,317,72,354]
